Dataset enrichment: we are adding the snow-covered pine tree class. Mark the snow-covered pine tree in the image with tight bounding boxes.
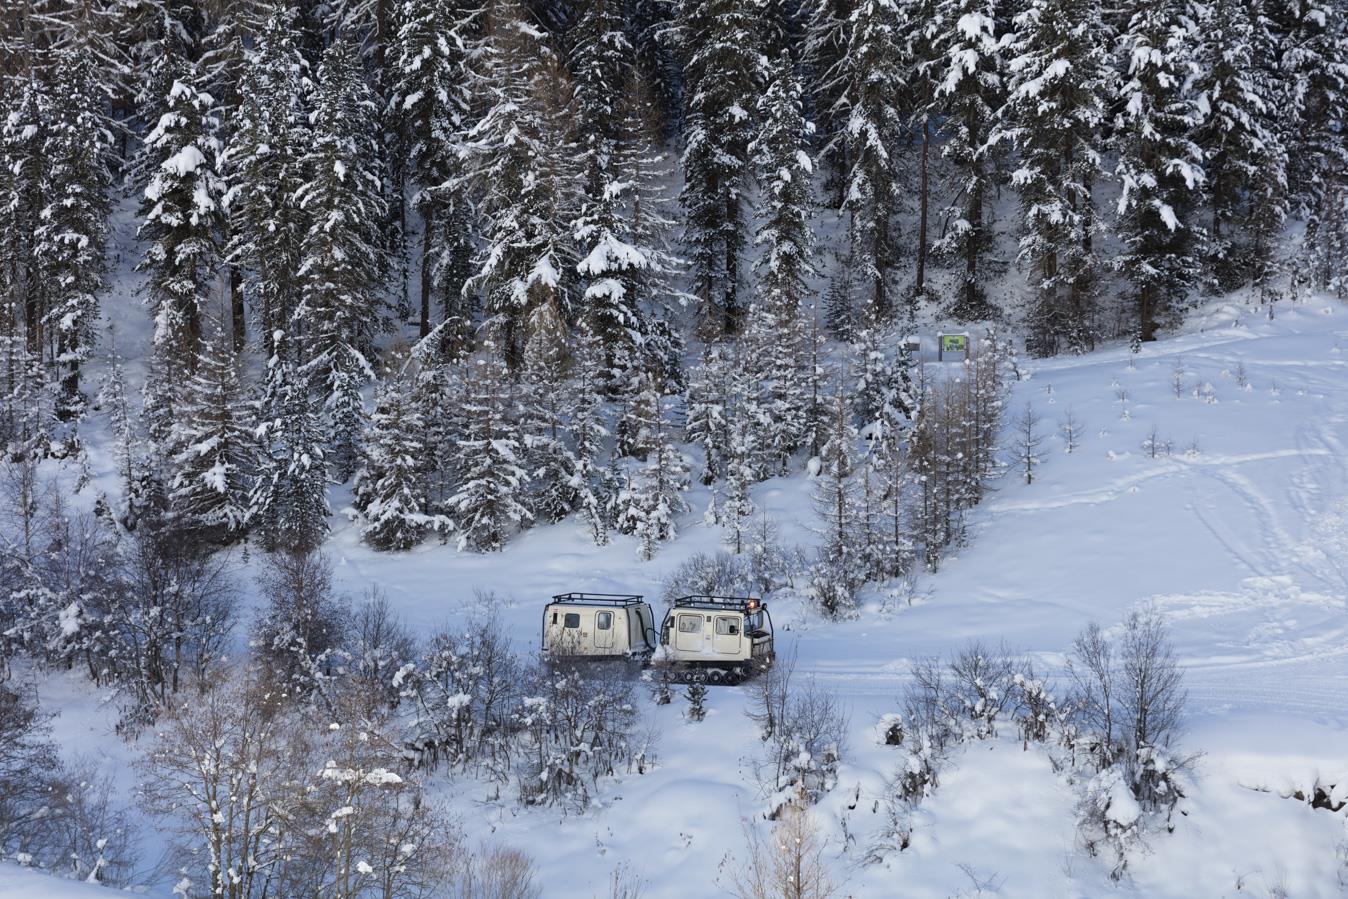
[830,0,906,322]
[391,0,476,340]
[0,333,51,463]
[296,38,389,481]
[1,77,48,358]
[575,77,681,390]
[570,328,612,544]
[166,324,256,545]
[810,382,860,616]
[355,376,436,551]
[932,0,1004,322]
[1000,0,1110,355]
[722,412,757,553]
[619,405,690,560]
[222,10,311,360]
[523,350,582,526]
[252,334,331,554]
[457,2,578,372]
[136,59,226,383]
[96,329,140,525]
[897,0,943,297]
[445,351,532,552]
[36,47,114,417]
[683,346,734,484]
[1276,0,1348,293]
[803,0,856,205]
[752,55,817,328]
[1112,0,1205,342]
[1191,0,1287,293]
[570,0,630,146]
[678,0,765,338]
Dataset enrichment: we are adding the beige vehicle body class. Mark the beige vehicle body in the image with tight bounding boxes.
[659,596,774,675]
[541,594,657,660]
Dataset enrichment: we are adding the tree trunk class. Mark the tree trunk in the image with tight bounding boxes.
[230,266,246,352]
[916,118,930,294]
[419,203,434,338]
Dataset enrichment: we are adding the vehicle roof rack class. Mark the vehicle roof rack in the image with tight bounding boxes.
[671,594,765,612]
[550,592,645,606]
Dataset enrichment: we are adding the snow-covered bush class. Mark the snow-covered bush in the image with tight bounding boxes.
[0,684,136,884]
[514,664,646,811]
[1076,766,1143,881]
[661,550,754,605]
[758,674,848,814]
[947,641,1018,740]
[404,612,523,775]
[684,673,708,722]
[252,550,351,700]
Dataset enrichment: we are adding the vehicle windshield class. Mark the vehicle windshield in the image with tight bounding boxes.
[745,611,764,633]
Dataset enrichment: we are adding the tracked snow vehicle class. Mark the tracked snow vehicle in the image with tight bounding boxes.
[658,595,774,683]
[541,593,658,662]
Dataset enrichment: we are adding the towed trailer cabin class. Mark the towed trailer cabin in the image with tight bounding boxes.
[541,593,658,661]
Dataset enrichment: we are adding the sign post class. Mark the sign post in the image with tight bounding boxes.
[937,333,969,361]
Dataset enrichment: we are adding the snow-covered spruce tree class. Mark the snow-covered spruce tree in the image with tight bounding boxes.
[932,0,1004,322]
[575,77,682,390]
[897,0,943,297]
[522,347,582,526]
[445,351,532,552]
[1191,0,1287,293]
[0,77,48,357]
[1276,0,1348,293]
[0,333,51,463]
[722,412,757,554]
[36,47,114,417]
[166,325,257,545]
[296,38,389,482]
[751,53,817,329]
[830,0,906,323]
[678,0,765,338]
[618,405,690,560]
[1112,0,1205,342]
[570,328,612,545]
[803,0,856,206]
[137,60,226,384]
[683,345,735,484]
[252,335,331,554]
[355,376,436,551]
[570,0,630,146]
[222,10,311,360]
[999,0,1110,356]
[391,0,476,340]
[811,383,860,616]
[457,3,578,372]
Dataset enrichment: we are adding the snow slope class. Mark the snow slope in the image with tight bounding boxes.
[8,297,1348,898]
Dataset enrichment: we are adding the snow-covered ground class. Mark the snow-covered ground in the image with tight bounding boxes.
[8,297,1348,897]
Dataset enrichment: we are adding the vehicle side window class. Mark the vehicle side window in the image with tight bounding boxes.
[551,612,558,624]
[677,615,702,634]
[564,613,580,628]
[715,616,739,636]
[596,611,613,630]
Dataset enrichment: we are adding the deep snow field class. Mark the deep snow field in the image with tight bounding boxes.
[5,296,1348,898]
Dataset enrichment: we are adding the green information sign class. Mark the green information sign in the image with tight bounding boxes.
[941,334,968,353]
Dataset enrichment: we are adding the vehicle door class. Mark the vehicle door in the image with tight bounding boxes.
[713,615,742,656]
[594,610,615,650]
[674,612,704,652]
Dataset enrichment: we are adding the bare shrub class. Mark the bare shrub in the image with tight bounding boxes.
[348,588,416,709]
[450,844,541,899]
[605,862,647,899]
[759,673,848,812]
[253,550,350,698]
[947,641,1017,740]
[1067,622,1117,769]
[515,664,644,811]
[722,805,839,899]
[1012,661,1059,746]
[744,641,796,741]
[1060,408,1082,454]
[40,760,138,886]
[406,612,522,774]
[661,550,752,606]
[1118,608,1190,812]
[140,668,316,899]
